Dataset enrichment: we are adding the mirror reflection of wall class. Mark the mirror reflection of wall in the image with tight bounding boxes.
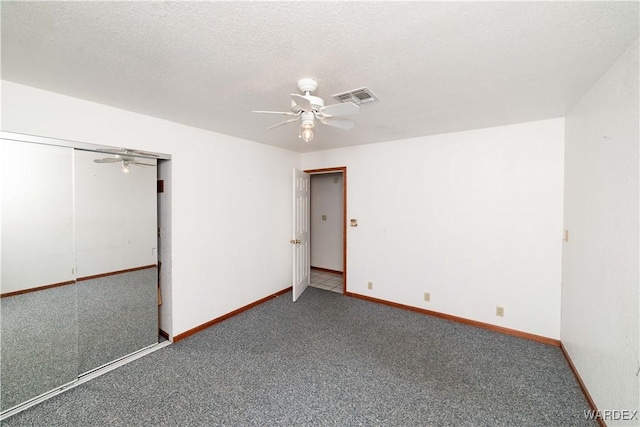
[1,139,162,414]
[1,140,75,294]
[1,140,77,411]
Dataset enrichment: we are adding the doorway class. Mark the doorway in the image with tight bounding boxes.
[305,167,347,294]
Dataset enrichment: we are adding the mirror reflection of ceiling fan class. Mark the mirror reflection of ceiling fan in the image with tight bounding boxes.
[93,149,158,174]
[252,78,361,142]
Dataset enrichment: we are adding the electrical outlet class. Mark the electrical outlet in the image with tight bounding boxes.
[368,281,373,290]
[496,306,504,317]
[424,292,430,302]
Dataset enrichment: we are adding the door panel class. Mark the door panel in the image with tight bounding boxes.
[74,149,158,374]
[292,169,310,301]
[0,141,77,411]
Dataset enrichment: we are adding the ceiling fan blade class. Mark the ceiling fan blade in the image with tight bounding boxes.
[321,117,355,130]
[290,94,313,112]
[267,116,301,130]
[93,158,122,163]
[321,102,359,117]
[127,150,158,158]
[252,110,297,116]
[99,148,159,157]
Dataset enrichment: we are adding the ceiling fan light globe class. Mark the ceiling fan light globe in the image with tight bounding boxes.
[301,127,314,142]
[121,161,131,174]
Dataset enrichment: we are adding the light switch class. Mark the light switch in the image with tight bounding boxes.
[322,215,327,221]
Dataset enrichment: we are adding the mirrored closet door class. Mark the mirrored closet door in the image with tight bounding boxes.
[1,140,77,410]
[74,149,158,374]
[1,138,161,414]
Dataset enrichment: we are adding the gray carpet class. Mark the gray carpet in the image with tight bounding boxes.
[77,267,158,374]
[1,286,78,411]
[1,268,159,412]
[2,287,596,426]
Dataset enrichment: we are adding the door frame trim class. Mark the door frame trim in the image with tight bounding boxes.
[304,166,347,294]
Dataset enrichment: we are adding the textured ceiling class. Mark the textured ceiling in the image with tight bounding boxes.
[2,1,638,153]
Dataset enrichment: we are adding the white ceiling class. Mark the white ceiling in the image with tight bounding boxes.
[2,1,638,153]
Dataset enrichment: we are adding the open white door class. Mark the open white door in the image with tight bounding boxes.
[292,168,310,301]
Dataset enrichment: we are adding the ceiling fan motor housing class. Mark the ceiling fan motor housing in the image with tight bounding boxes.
[301,111,315,128]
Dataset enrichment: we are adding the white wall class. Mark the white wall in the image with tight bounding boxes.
[1,81,300,337]
[562,41,639,423]
[303,118,565,339]
[310,173,343,271]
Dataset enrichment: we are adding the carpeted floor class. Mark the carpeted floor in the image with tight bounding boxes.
[2,287,596,426]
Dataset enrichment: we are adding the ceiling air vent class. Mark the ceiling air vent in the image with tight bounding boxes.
[332,87,379,105]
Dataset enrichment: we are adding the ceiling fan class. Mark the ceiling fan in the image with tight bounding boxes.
[93,154,156,174]
[253,78,359,142]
